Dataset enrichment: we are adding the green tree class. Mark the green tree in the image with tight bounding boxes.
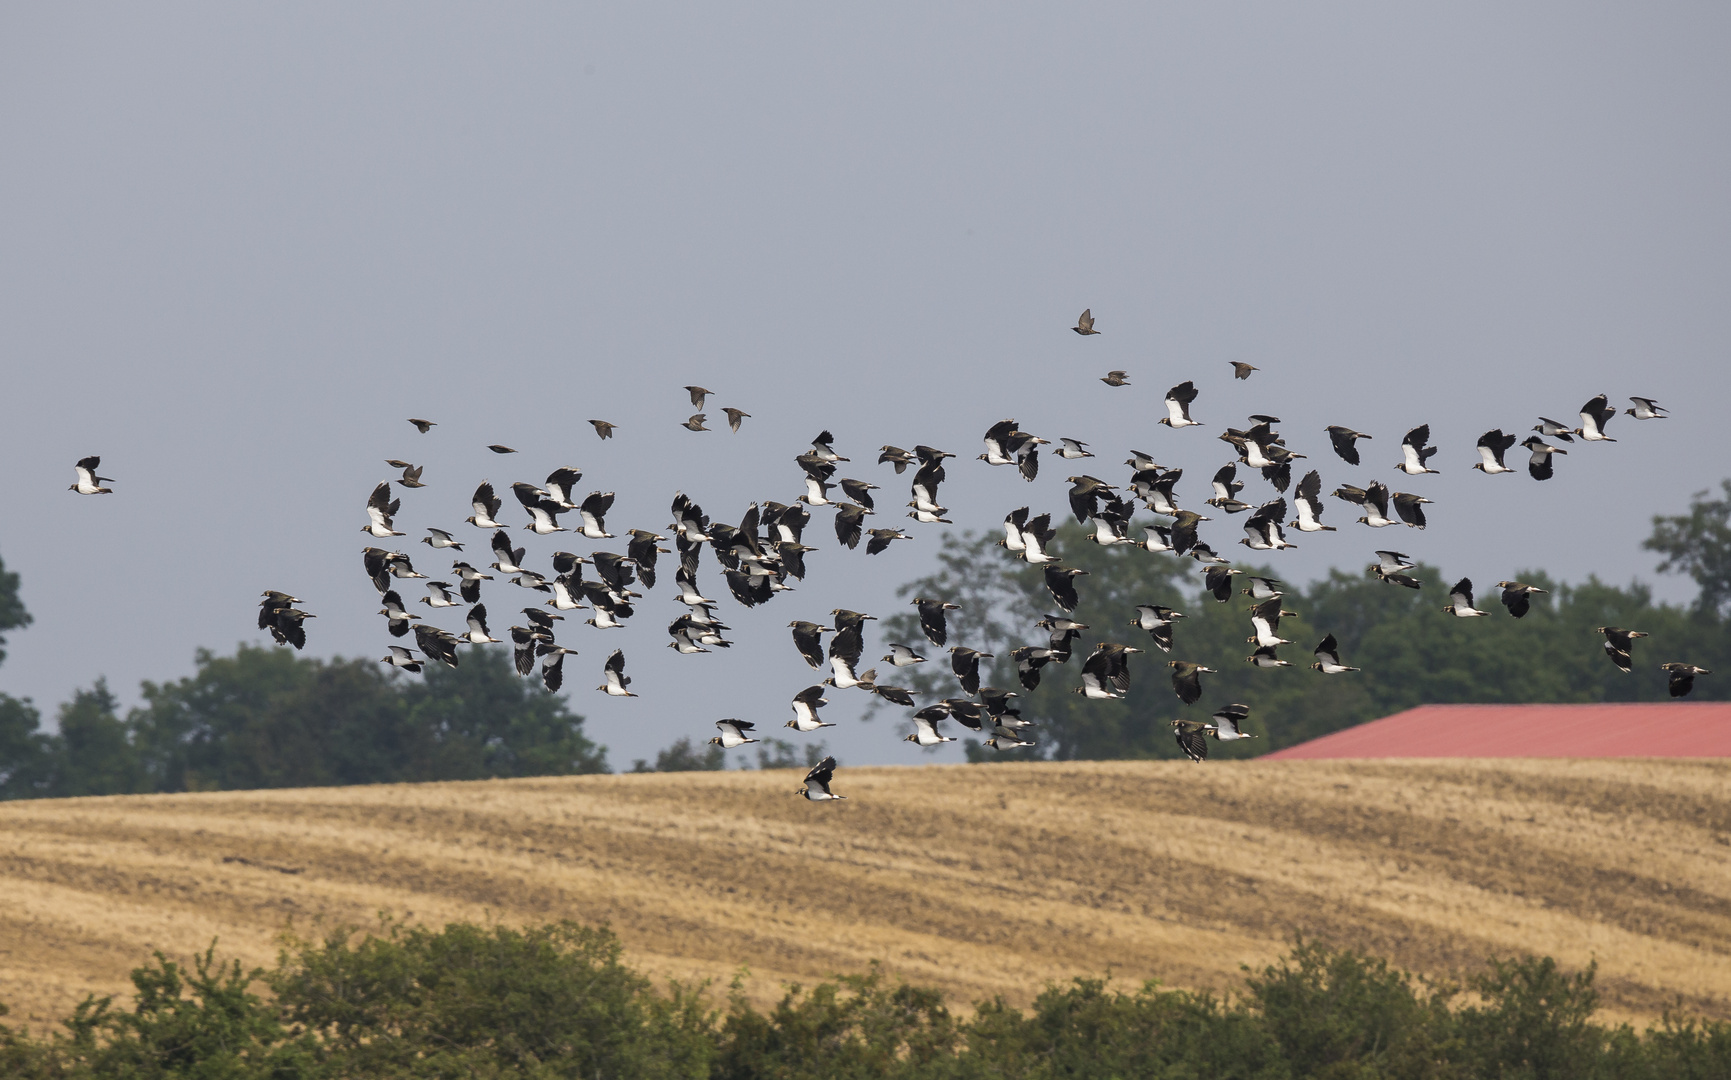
[634,736,728,773]
[44,681,145,798]
[0,695,49,800]
[0,548,31,669]
[1645,479,1731,616]
[402,645,608,779]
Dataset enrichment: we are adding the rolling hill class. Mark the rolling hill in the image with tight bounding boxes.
[1,758,1728,1031]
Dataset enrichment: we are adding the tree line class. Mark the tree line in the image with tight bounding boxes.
[876,481,1731,761]
[0,918,1725,1078]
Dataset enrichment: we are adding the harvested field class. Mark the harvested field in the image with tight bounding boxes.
[1,758,1728,1031]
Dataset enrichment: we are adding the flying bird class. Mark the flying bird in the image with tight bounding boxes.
[388,460,425,488]
[1442,578,1489,617]
[363,482,405,537]
[912,597,960,646]
[906,710,956,747]
[1472,430,1518,475]
[796,755,846,801]
[69,456,114,495]
[1229,362,1258,380]
[1207,703,1257,742]
[1495,581,1547,618]
[466,482,507,529]
[1172,719,1210,763]
[378,591,420,638]
[787,685,833,731]
[1533,417,1576,443]
[1627,397,1668,420]
[1289,470,1335,533]
[589,420,616,440]
[407,418,436,433]
[487,445,517,454]
[1130,605,1184,653]
[1324,426,1371,466]
[721,407,750,432]
[422,528,463,551]
[882,643,927,667]
[1520,436,1568,481]
[1391,491,1432,530]
[1168,661,1216,705]
[682,414,709,432]
[949,646,995,696]
[788,620,832,669]
[1159,381,1201,428]
[598,649,635,697]
[380,646,423,672]
[866,528,912,555]
[1072,308,1099,335]
[1099,370,1129,386]
[1575,394,1617,441]
[1312,634,1359,674]
[684,386,712,410]
[1043,565,1088,613]
[1596,626,1648,672]
[1661,662,1709,698]
[1394,425,1440,475]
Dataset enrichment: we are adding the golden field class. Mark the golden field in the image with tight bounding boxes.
[1,758,1728,1031]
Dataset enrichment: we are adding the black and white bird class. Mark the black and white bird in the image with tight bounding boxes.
[912,597,960,646]
[1241,498,1294,551]
[415,624,462,669]
[69,455,115,495]
[1350,481,1396,528]
[1159,381,1201,428]
[1520,436,1568,481]
[1230,361,1258,380]
[979,419,1045,467]
[1246,645,1289,669]
[1596,626,1648,672]
[834,503,869,550]
[1442,578,1489,617]
[1661,662,1709,698]
[1248,596,1294,649]
[513,483,569,535]
[467,482,507,529]
[840,478,879,510]
[1495,581,1547,618]
[1391,491,1432,530]
[538,644,579,692]
[597,648,635,697]
[363,482,405,537]
[949,646,994,696]
[796,756,846,801]
[1073,308,1100,335]
[1472,430,1518,475]
[1533,417,1576,443]
[1129,605,1184,653]
[1170,510,1210,556]
[906,709,955,747]
[1019,513,1060,565]
[577,492,615,539]
[1056,438,1094,460]
[490,529,529,576]
[537,467,582,510]
[421,581,461,609]
[450,561,493,604]
[259,594,315,649]
[1325,426,1371,466]
[710,719,758,749]
[1207,703,1257,742]
[882,643,927,667]
[379,645,423,672]
[787,686,833,731]
[1373,550,1415,576]
[1627,397,1668,420]
[1312,634,1359,674]
[1203,565,1243,603]
[809,430,849,463]
[878,445,914,472]
[1043,565,1088,613]
[379,590,420,637]
[1009,646,1055,691]
[460,604,502,643]
[1207,464,1246,510]
[408,418,436,433]
[1575,394,1617,442]
[1394,424,1440,475]
[422,528,463,551]
[1074,642,1140,699]
[1066,475,1115,525]
[1168,661,1216,705]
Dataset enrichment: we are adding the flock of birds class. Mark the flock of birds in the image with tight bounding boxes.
[67,313,1704,797]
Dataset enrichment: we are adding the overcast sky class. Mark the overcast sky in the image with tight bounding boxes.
[2,4,1727,769]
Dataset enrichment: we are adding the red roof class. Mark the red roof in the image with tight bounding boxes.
[1264,702,1731,759]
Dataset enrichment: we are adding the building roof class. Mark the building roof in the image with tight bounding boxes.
[1264,702,1731,759]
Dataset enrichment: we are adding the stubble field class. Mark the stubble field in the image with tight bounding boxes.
[1,758,1728,1031]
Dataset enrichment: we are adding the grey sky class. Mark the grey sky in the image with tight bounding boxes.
[2,4,1727,769]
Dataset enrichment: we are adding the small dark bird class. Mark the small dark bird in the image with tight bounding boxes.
[408,418,436,433]
[788,621,833,669]
[1230,361,1258,380]
[1173,719,1210,762]
[682,414,709,432]
[1661,662,1709,698]
[1596,626,1648,672]
[1073,308,1099,335]
[1496,581,1547,619]
[387,460,426,488]
[1043,565,1089,613]
[866,528,912,555]
[1324,426,1371,467]
[722,407,750,432]
[796,756,846,801]
[488,445,517,454]
[834,503,869,550]
[912,597,960,647]
[589,420,616,440]
[69,455,114,495]
[1203,565,1243,603]
[685,386,712,410]
[1100,370,1130,386]
[878,446,914,473]
[1168,660,1216,705]
[949,646,995,696]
